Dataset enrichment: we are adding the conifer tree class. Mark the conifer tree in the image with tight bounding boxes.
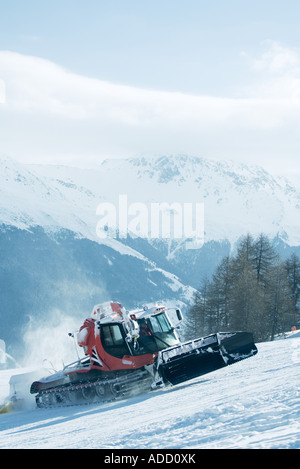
[284,253,300,327]
[266,261,295,340]
[188,233,299,342]
[210,256,233,330]
[253,233,277,286]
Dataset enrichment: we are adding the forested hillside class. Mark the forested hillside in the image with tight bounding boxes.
[188,234,300,341]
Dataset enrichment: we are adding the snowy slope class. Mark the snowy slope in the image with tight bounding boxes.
[0,155,199,316]
[0,333,299,449]
[1,153,299,247]
[40,155,300,246]
[36,155,300,245]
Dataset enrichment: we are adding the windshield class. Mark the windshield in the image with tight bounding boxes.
[101,323,131,358]
[134,312,179,354]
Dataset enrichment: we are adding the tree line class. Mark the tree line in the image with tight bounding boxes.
[188,234,300,342]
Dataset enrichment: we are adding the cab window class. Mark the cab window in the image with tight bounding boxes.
[134,313,178,354]
[101,324,130,358]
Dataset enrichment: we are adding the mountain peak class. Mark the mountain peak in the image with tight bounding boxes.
[0,153,299,246]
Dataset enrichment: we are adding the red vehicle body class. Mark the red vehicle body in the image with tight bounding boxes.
[29,301,257,408]
[77,315,156,372]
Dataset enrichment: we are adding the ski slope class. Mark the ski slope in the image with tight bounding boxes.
[0,333,299,449]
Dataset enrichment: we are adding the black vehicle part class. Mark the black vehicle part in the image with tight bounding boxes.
[157,332,258,386]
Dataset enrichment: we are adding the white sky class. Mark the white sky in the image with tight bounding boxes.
[0,0,300,179]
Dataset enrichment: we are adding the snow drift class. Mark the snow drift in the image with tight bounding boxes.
[0,332,299,449]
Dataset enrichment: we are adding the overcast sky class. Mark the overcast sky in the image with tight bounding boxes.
[0,0,300,179]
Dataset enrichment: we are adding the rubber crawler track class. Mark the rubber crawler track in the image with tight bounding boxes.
[35,370,154,408]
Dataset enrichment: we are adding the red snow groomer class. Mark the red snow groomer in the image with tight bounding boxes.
[30,301,258,407]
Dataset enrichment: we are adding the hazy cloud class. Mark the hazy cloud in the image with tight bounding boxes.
[0,78,5,104]
[241,40,300,99]
[0,44,300,175]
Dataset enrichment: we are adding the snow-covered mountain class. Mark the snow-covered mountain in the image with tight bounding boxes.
[0,153,299,350]
[2,153,300,274]
[1,153,299,246]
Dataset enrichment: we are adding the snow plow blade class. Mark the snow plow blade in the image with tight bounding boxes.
[157,332,257,386]
[0,369,48,413]
[0,402,14,414]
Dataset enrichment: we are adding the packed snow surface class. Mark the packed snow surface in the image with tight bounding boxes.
[0,333,299,449]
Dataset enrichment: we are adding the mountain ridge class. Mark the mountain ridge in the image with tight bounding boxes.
[0,153,299,350]
[1,153,297,243]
